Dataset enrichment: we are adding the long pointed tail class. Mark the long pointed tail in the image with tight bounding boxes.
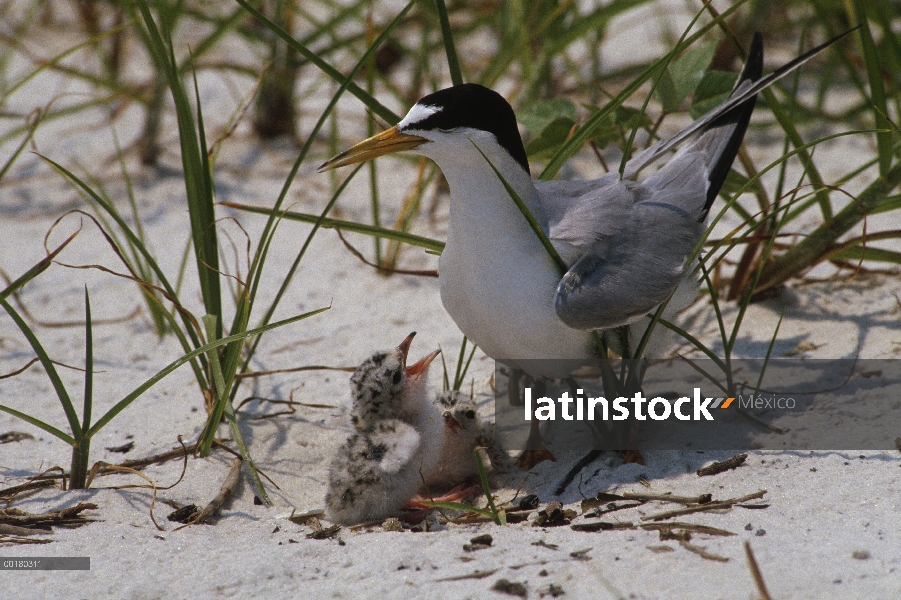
[622,27,857,186]
[701,32,763,214]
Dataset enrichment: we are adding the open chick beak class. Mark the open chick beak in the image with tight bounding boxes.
[318,126,427,172]
[396,331,440,383]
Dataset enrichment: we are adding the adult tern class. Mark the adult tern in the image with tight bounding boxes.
[320,31,850,374]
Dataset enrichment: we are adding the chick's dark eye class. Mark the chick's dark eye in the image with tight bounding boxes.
[392,371,402,384]
[465,410,476,419]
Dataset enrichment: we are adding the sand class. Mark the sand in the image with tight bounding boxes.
[1,3,900,598]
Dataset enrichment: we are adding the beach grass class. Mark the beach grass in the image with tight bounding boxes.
[0,0,899,499]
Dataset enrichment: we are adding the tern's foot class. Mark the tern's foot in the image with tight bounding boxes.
[621,421,645,464]
[406,482,482,508]
[515,419,556,470]
[515,447,556,470]
[622,449,646,465]
[398,483,483,524]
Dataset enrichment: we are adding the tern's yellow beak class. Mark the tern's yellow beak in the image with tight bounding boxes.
[318,126,427,172]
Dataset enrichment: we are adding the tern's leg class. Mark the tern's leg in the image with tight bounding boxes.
[507,368,522,405]
[515,379,556,469]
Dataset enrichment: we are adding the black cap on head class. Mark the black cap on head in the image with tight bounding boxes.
[402,83,530,174]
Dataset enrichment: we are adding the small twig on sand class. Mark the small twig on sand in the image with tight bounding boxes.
[679,539,730,562]
[176,457,242,529]
[640,522,735,536]
[697,453,748,477]
[621,492,713,505]
[436,569,499,582]
[641,490,767,521]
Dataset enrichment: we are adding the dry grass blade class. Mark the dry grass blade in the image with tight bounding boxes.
[0,502,98,530]
[0,226,79,300]
[335,229,438,277]
[234,365,355,379]
[0,535,54,545]
[0,440,199,502]
[621,492,713,505]
[436,569,500,582]
[0,523,53,536]
[745,541,774,600]
[85,464,163,530]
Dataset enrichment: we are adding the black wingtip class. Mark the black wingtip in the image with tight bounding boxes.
[702,34,765,214]
[742,33,764,83]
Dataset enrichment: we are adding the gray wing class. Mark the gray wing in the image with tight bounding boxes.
[546,34,765,331]
[324,419,421,525]
[545,176,705,330]
[368,420,421,473]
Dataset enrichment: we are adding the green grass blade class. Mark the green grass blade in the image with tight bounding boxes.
[81,288,93,433]
[0,404,75,445]
[655,317,727,373]
[221,202,445,253]
[830,246,901,264]
[223,393,271,505]
[234,0,404,125]
[851,0,892,176]
[0,296,81,439]
[470,141,566,274]
[236,165,365,395]
[760,85,833,220]
[133,1,222,333]
[39,154,210,389]
[752,309,785,398]
[0,109,41,182]
[0,18,134,105]
[475,448,503,525]
[757,160,901,292]
[453,339,478,391]
[199,315,229,457]
[618,3,709,176]
[71,287,94,488]
[1,229,78,299]
[538,0,747,180]
[86,306,329,438]
[243,0,416,320]
[434,0,463,86]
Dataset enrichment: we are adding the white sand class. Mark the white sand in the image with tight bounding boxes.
[2,4,901,598]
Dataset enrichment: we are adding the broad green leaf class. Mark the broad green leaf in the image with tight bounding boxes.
[581,105,652,149]
[655,40,717,112]
[690,70,738,119]
[525,117,575,157]
[519,98,577,135]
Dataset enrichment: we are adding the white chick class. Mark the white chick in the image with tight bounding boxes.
[420,391,493,492]
[326,333,440,525]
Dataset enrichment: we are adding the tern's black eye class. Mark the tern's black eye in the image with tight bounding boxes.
[465,410,476,419]
[392,371,402,384]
